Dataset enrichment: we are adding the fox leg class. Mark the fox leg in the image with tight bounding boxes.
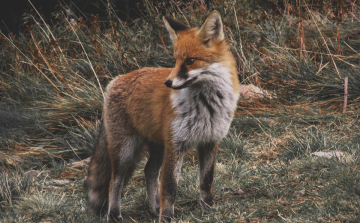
[107,136,144,222]
[144,141,164,214]
[198,142,218,206]
[159,144,185,220]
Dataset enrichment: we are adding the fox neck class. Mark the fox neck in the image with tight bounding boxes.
[170,63,239,150]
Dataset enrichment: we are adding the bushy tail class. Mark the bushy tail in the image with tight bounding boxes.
[84,121,111,215]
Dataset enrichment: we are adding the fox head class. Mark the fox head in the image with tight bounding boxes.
[163,11,235,90]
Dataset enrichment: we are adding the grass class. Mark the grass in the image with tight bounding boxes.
[1,0,360,222]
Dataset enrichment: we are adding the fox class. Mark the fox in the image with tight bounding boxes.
[84,10,240,222]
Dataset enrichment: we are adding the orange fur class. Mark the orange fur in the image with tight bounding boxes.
[107,67,174,142]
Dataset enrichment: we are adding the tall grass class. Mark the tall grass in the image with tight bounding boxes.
[1,0,359,222]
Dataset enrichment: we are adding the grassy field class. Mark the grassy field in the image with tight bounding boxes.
[1,0,359,222]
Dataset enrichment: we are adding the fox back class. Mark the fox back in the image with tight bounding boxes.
[85,11,240,222]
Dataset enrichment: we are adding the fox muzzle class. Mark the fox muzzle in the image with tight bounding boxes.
[164,79,173,88]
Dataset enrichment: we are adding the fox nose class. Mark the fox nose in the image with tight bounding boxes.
[164,79,172,88]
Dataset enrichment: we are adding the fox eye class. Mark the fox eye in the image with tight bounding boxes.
[184,58,196,66]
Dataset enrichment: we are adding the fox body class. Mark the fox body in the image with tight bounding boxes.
[85,11,240,222]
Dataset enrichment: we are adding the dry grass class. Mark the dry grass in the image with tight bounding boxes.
[1,0,360,222]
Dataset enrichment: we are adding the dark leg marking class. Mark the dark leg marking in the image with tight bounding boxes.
[198,142,218,206]
[145,141,164,214]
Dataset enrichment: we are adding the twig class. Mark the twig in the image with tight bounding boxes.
[343,77,348,114]
[277,209,289,221]
[315,62,329,76]
[129,216,137,222]
[337,25,341,55]
[344,41,358,54]
[301,20,305,57]
[66,141,82,161]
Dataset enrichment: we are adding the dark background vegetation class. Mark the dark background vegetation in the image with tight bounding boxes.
[0,0,145,35]
[0,0,352,35]
[0,0,359,222]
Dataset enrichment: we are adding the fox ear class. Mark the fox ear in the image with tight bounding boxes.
[163,16,190,43]
[198,10,224,46]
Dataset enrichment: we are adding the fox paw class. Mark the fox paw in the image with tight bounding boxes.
[107,209,122,222]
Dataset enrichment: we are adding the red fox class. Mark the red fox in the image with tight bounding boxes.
[84,11,240,222]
